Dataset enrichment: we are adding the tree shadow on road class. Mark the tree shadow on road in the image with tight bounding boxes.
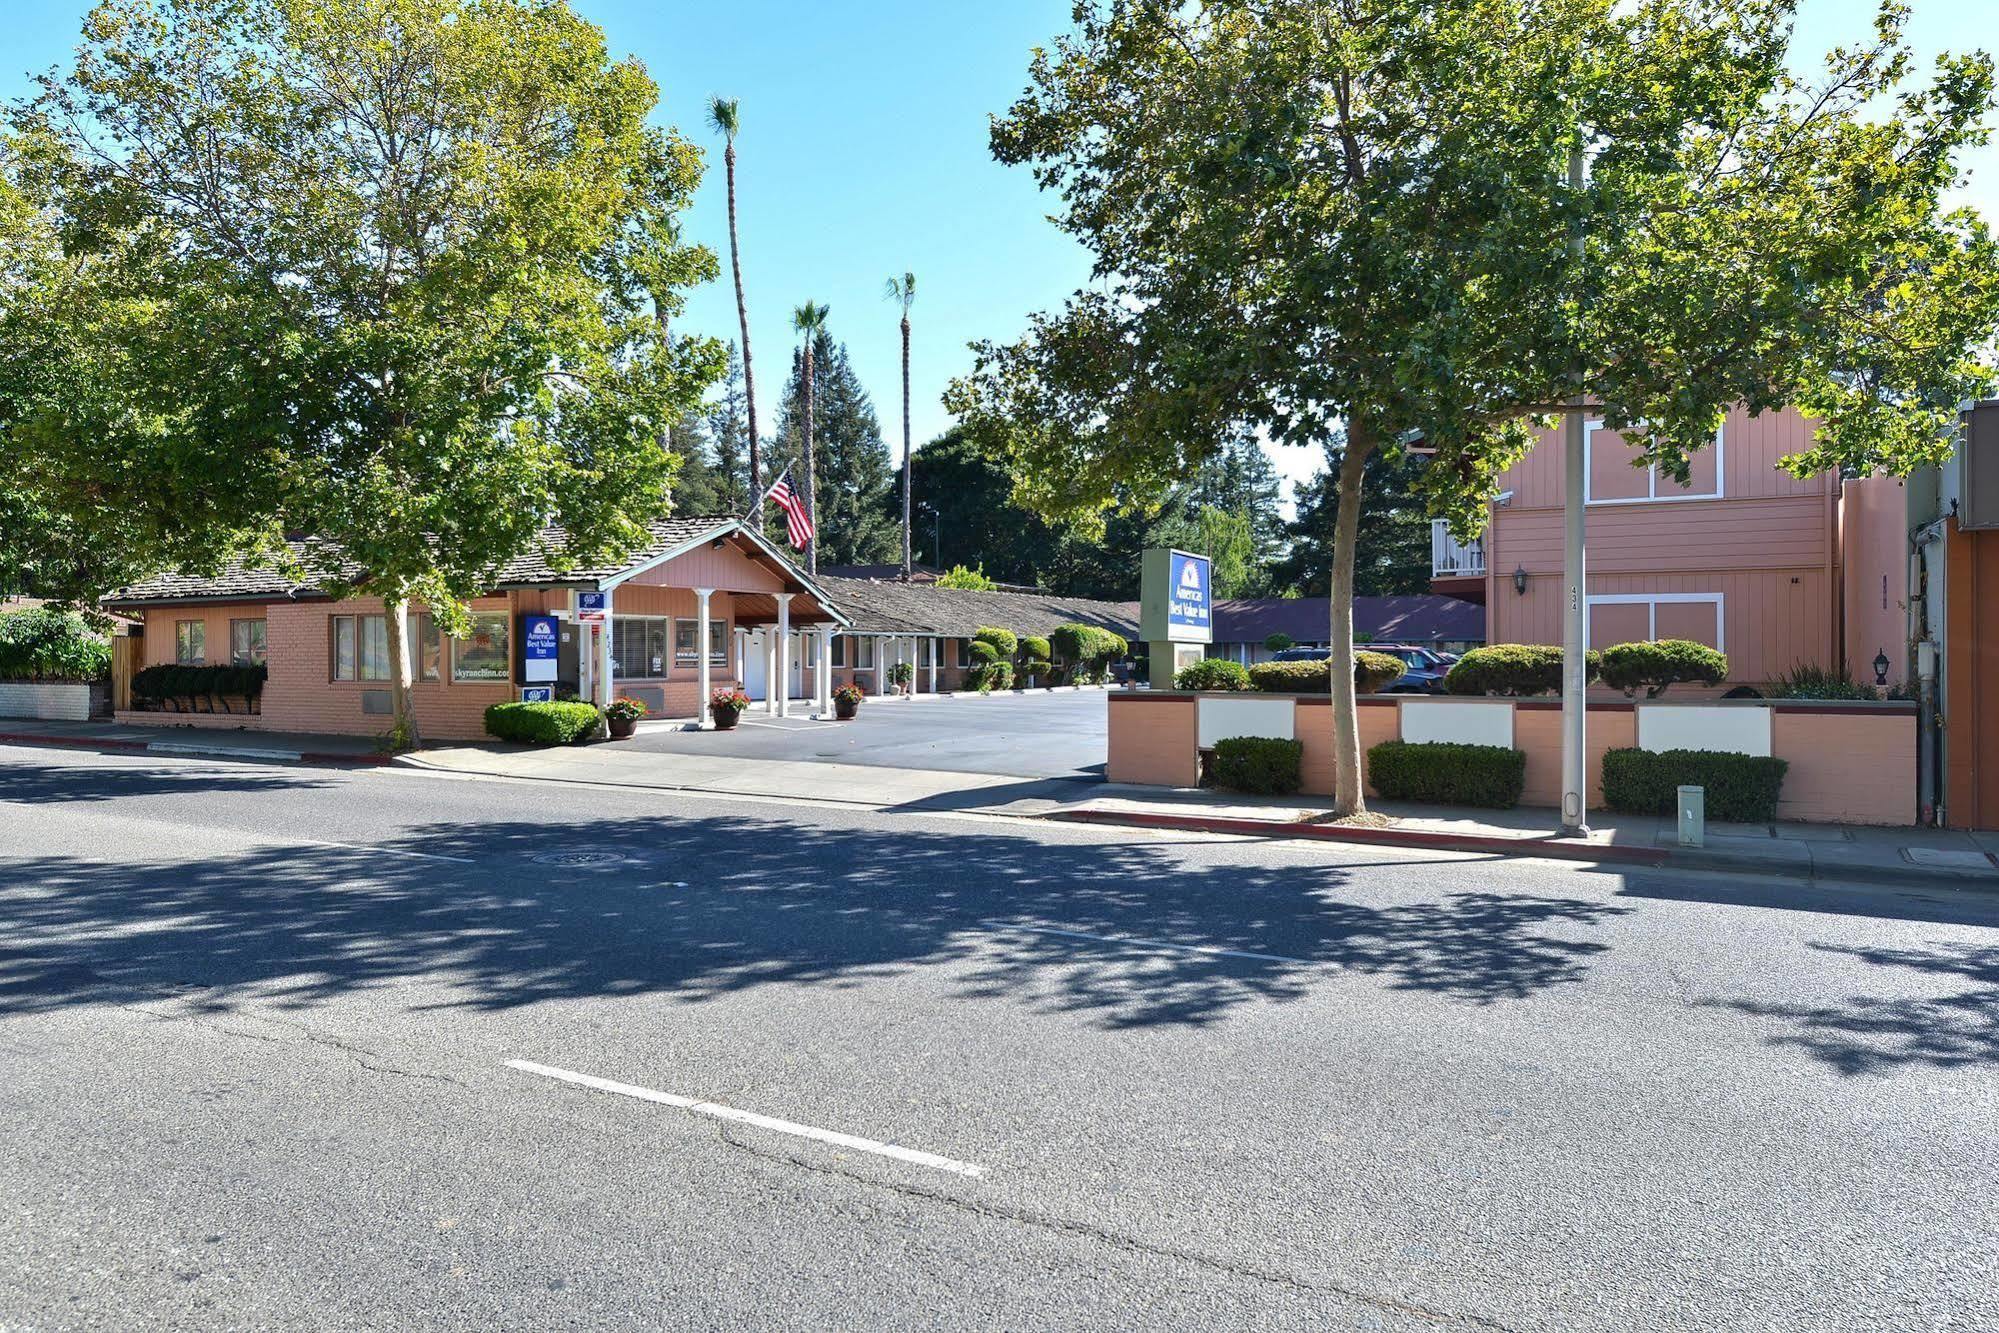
[1,785,1627,1029]
[1715,940,1999,1075]
[0,758,335,804]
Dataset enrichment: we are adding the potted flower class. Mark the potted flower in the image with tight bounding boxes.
[605,696,647,739]
[889,661,914,696]
[833,683,865,721]
[709,686,750,730]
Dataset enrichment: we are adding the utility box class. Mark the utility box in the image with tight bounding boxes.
[1677,785,1706,847]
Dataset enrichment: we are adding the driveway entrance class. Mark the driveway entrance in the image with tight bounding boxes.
[620,688,1110,781]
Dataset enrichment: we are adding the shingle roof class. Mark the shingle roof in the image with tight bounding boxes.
[1211,595,1486,646]
[812,576,1139,639]
[104,516,739,606]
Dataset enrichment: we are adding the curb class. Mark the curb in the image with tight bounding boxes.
[0,730,390,767]
[1041,807,1999,892]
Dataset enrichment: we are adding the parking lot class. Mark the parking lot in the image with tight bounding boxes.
[620,688,1111,781]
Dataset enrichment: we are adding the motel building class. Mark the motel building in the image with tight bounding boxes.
[103,516,1143,739]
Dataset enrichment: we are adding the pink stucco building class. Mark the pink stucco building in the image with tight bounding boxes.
[1435,406,1908,693]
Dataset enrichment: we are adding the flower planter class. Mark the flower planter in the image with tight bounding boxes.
[607,715,637,740]
[713,706,741,731]
[835,699,860,721]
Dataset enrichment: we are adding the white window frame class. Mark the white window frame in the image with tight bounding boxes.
[1585,592,1725,652]
[1584,420,1725,505]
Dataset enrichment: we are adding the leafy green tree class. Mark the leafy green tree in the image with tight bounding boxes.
[786,303,831,573]
[947,0,1999,814]
[1274,441,1430,598]
[6,0,725,746]
[934,564,1000,590]
[905,427,1060,583]
[705,342,753,516]
[774,327,896,568]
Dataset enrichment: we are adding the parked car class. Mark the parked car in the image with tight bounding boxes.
[1266,644,1446,693]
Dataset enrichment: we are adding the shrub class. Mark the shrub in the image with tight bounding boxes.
[1598,639,1728,697]
[974,661,1015,693]
[935,564,999,590]
[483,701,602,745]
[889,661,914,687]
[1209,737,1304,795]
[1248,651,1403,695]
[1175,658,1252,691]
[1444,643,1600,696]
[1022,659,1053,684]
[1367,741,1527,809]
[972,625,1018,661]
[1263,631,1295,653]
[1602,748,1789,823]
[1770,663,1880,701]
[0,608,112,682]
[1018,634,1051,665]
[1050,623,1125,672]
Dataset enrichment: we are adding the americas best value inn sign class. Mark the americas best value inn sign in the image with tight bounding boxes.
[1139,547,1213,645]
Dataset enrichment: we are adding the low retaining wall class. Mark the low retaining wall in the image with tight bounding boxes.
[0,681,94,722]
[1108,692,1918,825]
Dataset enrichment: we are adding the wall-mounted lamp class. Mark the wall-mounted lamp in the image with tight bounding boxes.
[1513,565,1529,596]
[709,536,727,549]
[1873,650,1891,686]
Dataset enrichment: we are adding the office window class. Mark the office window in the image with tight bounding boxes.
[610,616,670,678]
[331,614,390,681]
[853,637,876,669]
[674,618,729,666]
[451,612,510,681]
[228,618,266,666]
[415,613,442,681]
[175,620,205,664]
[954,638,973,669]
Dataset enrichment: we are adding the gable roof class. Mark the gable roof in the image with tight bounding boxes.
[102,516,799,607]
[813,576,1139,640]
[1212,595,1486,645]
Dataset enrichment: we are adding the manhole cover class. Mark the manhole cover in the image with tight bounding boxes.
[529,850,629,868]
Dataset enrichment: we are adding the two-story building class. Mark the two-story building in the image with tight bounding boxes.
[1436,406,1907,694]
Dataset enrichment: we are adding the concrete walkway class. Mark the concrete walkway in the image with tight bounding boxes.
[0,716,384,763]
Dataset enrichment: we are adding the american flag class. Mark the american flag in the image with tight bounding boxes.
[767,468,814,550]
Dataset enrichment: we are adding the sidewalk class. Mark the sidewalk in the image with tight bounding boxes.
[0,716,385,763]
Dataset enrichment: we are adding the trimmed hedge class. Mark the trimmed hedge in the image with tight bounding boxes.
[1175,658,1252,691]
[973,660,1015,693]
[1210,736,1303,795]
[1018,634,1051,665]
[972,625,1018,661]
[1598,639,1728,697]
[1444,644,1600,696]
[131,662,268,712]
[1601,747,1788,823]
[1367,740,1527,809]
[0,608,111,682]
[1248,651,1403,695]
[484,701,602,745]
[967,639,1001,666]
[1050,623,1126,671]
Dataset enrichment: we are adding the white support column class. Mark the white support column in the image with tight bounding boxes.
[594,593,614,720]
[817,626,835,717]
[694,588,714,729]
[764,631,779,715]
[926,637,938,695]
[774,593,794,718]
[875,637,890,697]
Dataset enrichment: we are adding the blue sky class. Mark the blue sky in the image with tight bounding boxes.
[6,0,1994,502]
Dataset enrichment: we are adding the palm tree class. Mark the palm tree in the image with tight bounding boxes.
[884,272,916,579]
[707,97,761,506]
[792,301,831,575]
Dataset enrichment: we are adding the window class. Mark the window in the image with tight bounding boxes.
[415,613,442,681]
[674,618,729,666]
[1584,420,1724,504]
[852,637,876,670]
[610,616,669,678]
[331,614,391,681]
[954,638,972,669]
[175,620,205,664]
[451,612,510,682]
[1585,594,1724,652]
[229,618,267,666]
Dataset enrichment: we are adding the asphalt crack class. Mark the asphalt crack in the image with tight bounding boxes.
[711,1125,1513,1331]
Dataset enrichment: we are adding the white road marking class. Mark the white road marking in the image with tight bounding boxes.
[983,921,1315,966]
[505,1060,986,1179]
[295,837,477,864]
[735,717,840,731]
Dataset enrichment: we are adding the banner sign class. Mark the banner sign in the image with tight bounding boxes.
[577,592,608,624]
[1166,550,1211,634]
[522,615,559,683]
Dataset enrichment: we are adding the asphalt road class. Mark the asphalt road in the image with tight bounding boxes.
[619,688,1110,780]
[2,743,1996,1331]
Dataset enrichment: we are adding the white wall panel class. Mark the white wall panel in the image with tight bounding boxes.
[1197,696,1295,748]
[1398,699,1515,748]
[1636,704,1772,756]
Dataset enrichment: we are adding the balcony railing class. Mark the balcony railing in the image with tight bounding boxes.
[1432,520,1487,578]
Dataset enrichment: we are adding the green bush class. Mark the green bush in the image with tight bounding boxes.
[1050,623,1126,672]
[972,625,1018,661]
[1210,736,1303,795]
[1263,632,1295,653]
[1444,643,1600,696]
[484,701,602,745]
[973,660,1015,693]
[1022,659,1053,684]
[1598,639,1728,697]
[1248,651,1403,695]
[1602,747,1789,823]
[1018,634,1051,665]
[0,608,111,682]
[1174,658,1252,691]
[1367,741,1527,809]
[1770,663,1879,701]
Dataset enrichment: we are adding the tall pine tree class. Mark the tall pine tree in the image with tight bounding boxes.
[1273,438,1430,598]
[774,331,897,565]
[704,342,752,516]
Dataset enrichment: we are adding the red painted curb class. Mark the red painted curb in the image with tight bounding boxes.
[1046,807,1673,867]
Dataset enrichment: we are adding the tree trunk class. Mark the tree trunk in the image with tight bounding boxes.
[725,143,760,506]
[900,314,912,579]
[1328,428,1376,816]
[803,343,816,576]
[383,592,420,751]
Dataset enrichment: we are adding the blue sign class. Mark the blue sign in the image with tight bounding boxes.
[520,686,554,704]
[522,614,559,683]
[577,591,608,623]
[1167,550,1211,633]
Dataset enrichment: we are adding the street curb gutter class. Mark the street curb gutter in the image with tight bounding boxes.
[1042,807,1999,892]
[0,730,390,767]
